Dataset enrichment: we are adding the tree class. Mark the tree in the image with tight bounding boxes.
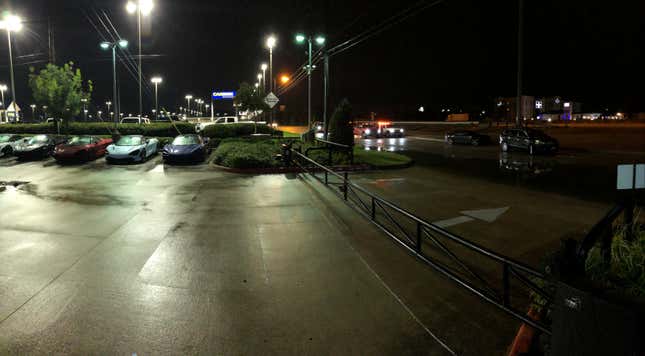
[234,82,269,114]
[28,62,92,128]
[327,99,354,146]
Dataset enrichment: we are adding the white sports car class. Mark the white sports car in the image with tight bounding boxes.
[0,134,30,157]
[106,135,159,164]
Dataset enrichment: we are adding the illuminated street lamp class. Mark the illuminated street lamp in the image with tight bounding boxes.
[151,76,162,118]
[30,104,36,120]
[100,39,129,128]
[126,0,154,118]
[280,75,290,85]
[185,95,193,117]
[0,12,23,119]
[295,33,326,128]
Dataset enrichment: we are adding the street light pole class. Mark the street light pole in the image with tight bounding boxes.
[185,95,192,117]
[101,39,128,129]
[7,31,15,114]
[0,85,6,108]
[515,0,524,127]
[151,77,162,119]
[323,52,329,139]
[296,34,325,130]
[261,63,267,93]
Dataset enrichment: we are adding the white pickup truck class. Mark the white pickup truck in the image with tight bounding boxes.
[195,116,266,133]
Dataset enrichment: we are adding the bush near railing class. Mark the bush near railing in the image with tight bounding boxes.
[200,123,279,139]
[0,122,195,137]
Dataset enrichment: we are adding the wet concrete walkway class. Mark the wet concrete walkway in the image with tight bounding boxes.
[0,159,453,355]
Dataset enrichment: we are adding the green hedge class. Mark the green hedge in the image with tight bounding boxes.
[213,138,283,169]
[0,122,195,137]
[201,123,279,139]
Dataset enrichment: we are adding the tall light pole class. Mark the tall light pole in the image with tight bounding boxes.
[101,39,129,129]
[266,36,276,93]
[0,84,6,108]
[151,76,162,118]
[266,35,276,124]
[30,104,36,120]
[81,98,88,121]
[261,63,267,92]
[0,13,22,120]
[106,101,112,118]
[515,0,524,127]
[126,0,154,119]
[257,73,263,92]
[185,95,193,117]
[296,34,325,128]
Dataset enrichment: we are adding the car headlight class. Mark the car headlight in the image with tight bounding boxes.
[534,140,541,144]
[401,129,404,133]
[129,149,140,156]
[365,129,371,134]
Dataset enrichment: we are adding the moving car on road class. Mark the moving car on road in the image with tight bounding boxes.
[194,116,264,133]
[120,117,151,125]
[354,121,405,138]
[106,135,159,164]
[499,128,558,155]
[162,134,210,164]
[445,130,491,146]
[0,134,29,157]
[14,134,62,160]
[53,136,113,163]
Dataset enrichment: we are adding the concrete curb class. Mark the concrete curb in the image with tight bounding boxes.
[211,162,375,175]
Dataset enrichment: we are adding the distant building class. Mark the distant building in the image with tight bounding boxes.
[494,96,584,121]
[495,96,535,122]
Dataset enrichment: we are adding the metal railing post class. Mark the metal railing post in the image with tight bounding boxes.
[343,172,348,201]
[324,171,328,185]
[371,197,376,220]
[502,263,510,306]
[416,223,423,253]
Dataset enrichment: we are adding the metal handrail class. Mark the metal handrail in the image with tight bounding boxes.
[315,138,352,149]
[290,148,552,334]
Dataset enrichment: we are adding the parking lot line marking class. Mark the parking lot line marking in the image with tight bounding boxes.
[433,216,475,228]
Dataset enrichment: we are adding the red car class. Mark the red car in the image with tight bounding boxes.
[53,136,113,163]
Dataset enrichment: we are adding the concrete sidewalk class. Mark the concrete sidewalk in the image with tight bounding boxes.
[0,161,454,355]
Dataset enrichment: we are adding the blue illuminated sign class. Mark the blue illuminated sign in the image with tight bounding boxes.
[212,91,236,100]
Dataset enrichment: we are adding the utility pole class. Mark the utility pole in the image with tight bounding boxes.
[323,52,329,139]
[515,0,524,127]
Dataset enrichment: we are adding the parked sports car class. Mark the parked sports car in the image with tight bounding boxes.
[162,134,210,163]
[53,136,113,163]
[14,135,61,160]
[0,134,29,157]
[445,130,491,146]
[106,135,159,164]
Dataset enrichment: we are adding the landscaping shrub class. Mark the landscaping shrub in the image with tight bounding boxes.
[201,123,276,139]
[327,99,354,146]
[0,122,194,137]
[213,138,282,168]
[585,223,645,299]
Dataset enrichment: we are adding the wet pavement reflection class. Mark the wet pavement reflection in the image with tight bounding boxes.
[356,136,631,203]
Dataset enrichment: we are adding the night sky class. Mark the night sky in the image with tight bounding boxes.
[2,0,644,120]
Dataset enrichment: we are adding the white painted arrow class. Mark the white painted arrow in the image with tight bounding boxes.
[432,207,509,228]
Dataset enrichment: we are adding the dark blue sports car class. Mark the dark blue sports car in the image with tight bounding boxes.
[162,134,210,163]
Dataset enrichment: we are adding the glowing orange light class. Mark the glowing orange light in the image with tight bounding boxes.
[280,75,290,84]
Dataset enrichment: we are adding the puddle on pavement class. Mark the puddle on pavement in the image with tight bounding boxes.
[361,138,408,152]
[0,181,29,193]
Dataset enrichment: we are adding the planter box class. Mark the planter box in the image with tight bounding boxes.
[550,282,643,356]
